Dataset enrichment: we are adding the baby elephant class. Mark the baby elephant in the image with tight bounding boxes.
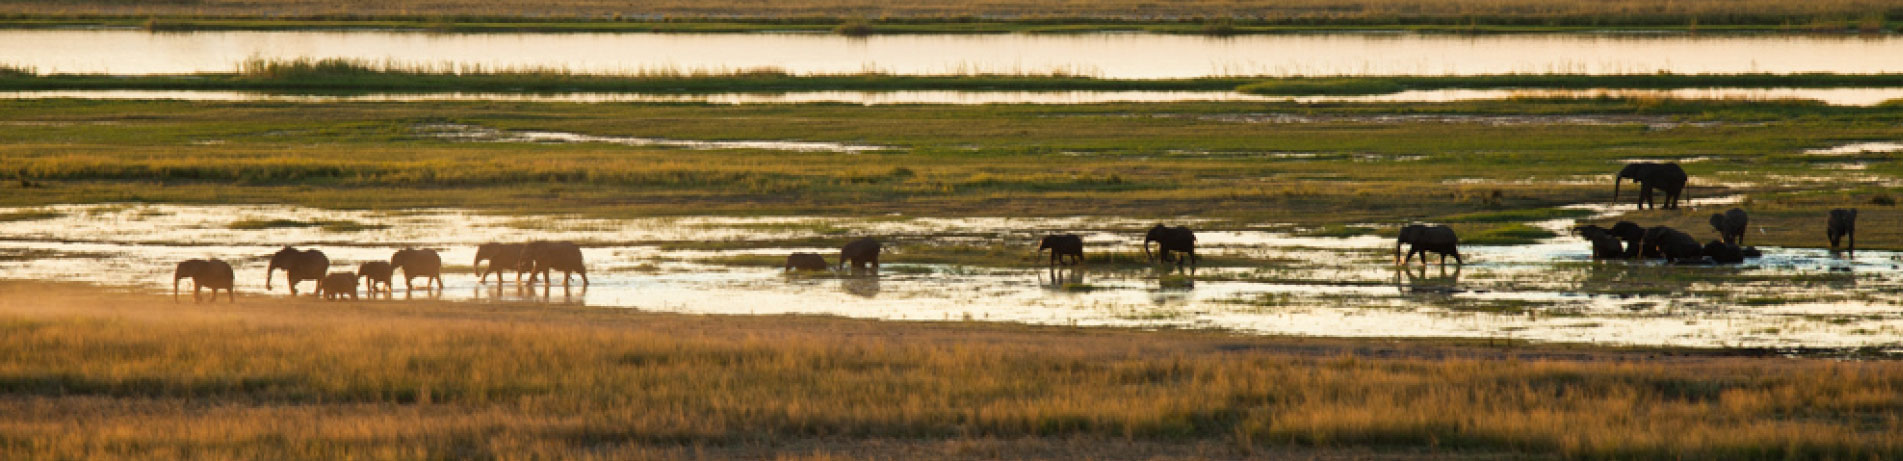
[785,253,829,272]
[318,272,359,301]
[1828,208,1857,253]
[1571,225,1625,260]
[174,258,236,303]
[358,261,394,294]
[1037,234,1085,266]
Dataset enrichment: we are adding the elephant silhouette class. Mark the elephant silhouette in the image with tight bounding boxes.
[519,241,588,287]
[1609,221,1649,258]
[1709,208,1749,245]
[358,261,394,294]
[266,246,329,295]
[474,242,527,284]
[1639,226,1704,263]
[1615,162,1689,210]
[1396,224,1461,265]
[1571,225,1625,260]
[392,248,445,290]
[318,272,359,301]
[1037,234,1084,266]
[1142,224,1197,268]
[173,258,235,303]
[784,252,829,272]
[1828,209,1857,254]
[1703,241,1745,264]
[839,238,882,270]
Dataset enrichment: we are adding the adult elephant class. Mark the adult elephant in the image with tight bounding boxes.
[1610,221,1648,258]
[1614,162,1688,210]
[1571,225,1625,260]
[1639,226,1704,262]
[1828,208,1857,254]
[1709,208,1749,245]
[391,248,445,290]
[520,241,588,287]
[266,246,329,295]
[1037,234,1084,266]
[1396,224,1462,266]
[784,253,829,272]
[839,238,882,270]
[1703,241,1746,264]
[1142,224,1197,267]
[174,258,235,303]
[474,242,526,284]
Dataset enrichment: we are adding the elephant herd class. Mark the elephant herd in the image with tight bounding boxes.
[165,161,1868,303]
[171,241,588,303]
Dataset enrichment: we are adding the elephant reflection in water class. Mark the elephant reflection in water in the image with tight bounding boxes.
[842,267,881,298]
[1395,263,1462,297]
[1039,265,1086,291]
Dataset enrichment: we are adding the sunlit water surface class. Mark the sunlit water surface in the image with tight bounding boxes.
[6,30,1903,77]
[3,204,1899,351]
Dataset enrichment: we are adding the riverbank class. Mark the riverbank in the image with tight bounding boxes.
[6,64,1903,96]
[0,280,1895,459]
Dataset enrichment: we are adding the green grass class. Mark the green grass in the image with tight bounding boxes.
[1463,223,1561,245]
[0,209,61,222]
[9,65,1903,95]
[5,97,1903,249]
[227,218,390,232]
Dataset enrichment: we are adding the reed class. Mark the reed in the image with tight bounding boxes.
[0,282,1896,459]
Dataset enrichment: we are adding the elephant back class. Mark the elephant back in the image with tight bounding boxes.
[200,259,236,288]
[524,241,585,271]
[393,248,443,275]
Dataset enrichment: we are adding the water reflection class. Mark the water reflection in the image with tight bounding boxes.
[7,30,1903,77]
[3,203,1902,349]
[4,87,1902,106]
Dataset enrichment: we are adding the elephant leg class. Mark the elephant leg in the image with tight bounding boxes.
[226,288,235,303]
[580,271,589,286]
[193,284,203,303]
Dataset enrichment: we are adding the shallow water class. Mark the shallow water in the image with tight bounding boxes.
[3,204,1899,351]
[7,30,1903,78]
[4,87,1901,106]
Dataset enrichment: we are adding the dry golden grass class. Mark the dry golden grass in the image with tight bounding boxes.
[0,281,1896,459]
[2,0,1898,26]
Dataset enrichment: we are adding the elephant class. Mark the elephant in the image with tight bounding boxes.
[1828,208,1857,254]
[839,238,882,270]
[173,258,235,303]
[474,242,526,284]
[358,261,394,294]
[391,248,445,290]
[266,246,329,295]
[1037,234,1084,266]
[1571,225,1625,260]
[519,241,588,286]
[1703,241,1746,264]
[1614,162,1689,210]
[785,252,829,272]
[1396,224,1462,266]
[1709,208,1749,245]
[1639,226,1704,262]
[1142,224,1197,267]
[1606,220,1651,259]
[318,272,359,301]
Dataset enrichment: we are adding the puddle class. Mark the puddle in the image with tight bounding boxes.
[1806,141,1903,156]
[416,123,891,153]
[2,203,1901,351]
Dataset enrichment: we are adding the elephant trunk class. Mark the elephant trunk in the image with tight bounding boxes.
[265,263,278,290]
[1142,239,1154,262]
[1394,241,1403,265]
[473,255,486,278]
[1613,177,1622,202]
[173,273,184,302]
